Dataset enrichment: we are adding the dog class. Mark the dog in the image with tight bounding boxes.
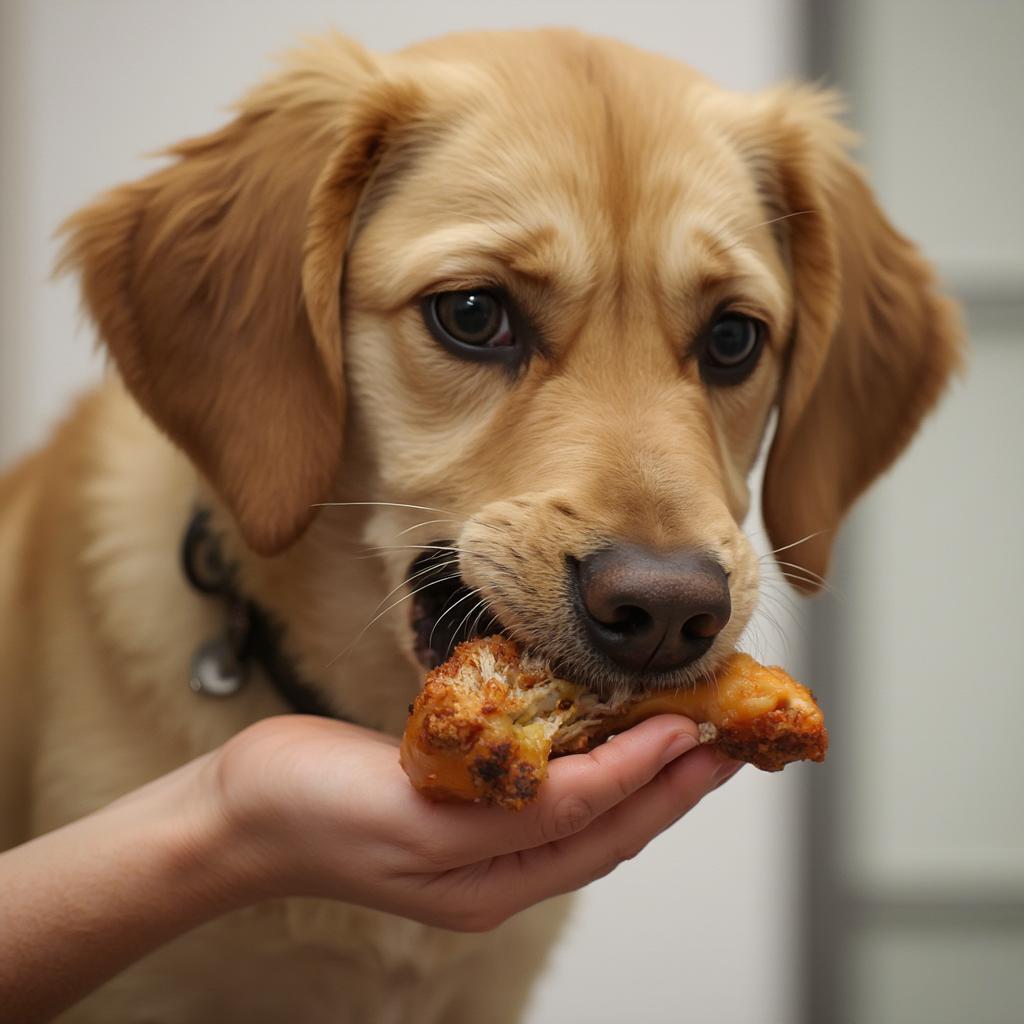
[0,27,962,1023]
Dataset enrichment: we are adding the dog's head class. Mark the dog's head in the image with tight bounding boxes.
[61,30,962,695]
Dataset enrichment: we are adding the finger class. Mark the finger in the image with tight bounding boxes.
[481,744,725,914]
[410,715,702,866]
[525,717,702,846]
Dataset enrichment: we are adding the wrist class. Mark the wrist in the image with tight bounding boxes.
[0,751,273,1022]
[186,747,285,908]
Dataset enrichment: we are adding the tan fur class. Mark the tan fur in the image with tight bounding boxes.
[0,29,962,1022]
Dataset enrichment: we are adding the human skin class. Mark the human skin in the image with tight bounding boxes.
[0,713,739,1023]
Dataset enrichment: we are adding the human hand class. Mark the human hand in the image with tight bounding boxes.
[0,713,740,1022]
[204,714,742,931]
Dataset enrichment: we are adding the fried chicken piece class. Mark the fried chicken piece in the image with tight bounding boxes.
[400,636,828,810]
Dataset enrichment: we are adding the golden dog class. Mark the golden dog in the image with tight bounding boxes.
[0,28,961,1022]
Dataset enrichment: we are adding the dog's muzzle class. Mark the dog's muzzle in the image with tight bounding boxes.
[406,539,732,687]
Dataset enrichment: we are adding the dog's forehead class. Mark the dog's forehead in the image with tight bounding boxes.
[406,40,762,232]
[350,43,777,317]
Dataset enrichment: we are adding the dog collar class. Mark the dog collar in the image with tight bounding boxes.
[181,508,348,721]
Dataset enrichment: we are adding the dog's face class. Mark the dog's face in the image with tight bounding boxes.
[61,30,962,696]
[341,43,788,690]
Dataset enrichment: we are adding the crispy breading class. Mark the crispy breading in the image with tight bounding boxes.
[401,636,827,809]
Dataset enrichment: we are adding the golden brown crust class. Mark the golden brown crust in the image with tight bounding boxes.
[400,637,828,808]
[400,638,558,809]
[713,711,828,771]
[563,654,828,772]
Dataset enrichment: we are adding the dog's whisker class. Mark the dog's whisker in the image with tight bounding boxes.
[746,209,817,234]
[393,517,509,539]
[370,567,463,619]
[757,575,808,615]
[446,596,492,659]
[462,520,513,536]
[327,572,466,669]
[312,500,459,517]
[395,518,464,538]
[758,573,813,612]
[351,543,470,561]
[743,611,782,659]
[714,210,818,255]
[369,557,461,615]
[753,584,811,646]
[758,528,832,559]
[774,570,841,600]
[312,502,510,539]
[739,619,768,664]
[757,544,841,598]
[469,598,494,641]
[352,532,471,564]
[755,603,796,651]
[427,587,482,652]
[771,559,830,586]
[363,543,465,553]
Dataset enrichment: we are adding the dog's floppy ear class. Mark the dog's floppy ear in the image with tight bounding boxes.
[743,88,964,588]
[59,38,424,555]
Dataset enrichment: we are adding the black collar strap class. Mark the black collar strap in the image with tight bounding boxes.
[182,509,348,721]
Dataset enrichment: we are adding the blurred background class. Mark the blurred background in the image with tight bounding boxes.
[1,2,1020,1022]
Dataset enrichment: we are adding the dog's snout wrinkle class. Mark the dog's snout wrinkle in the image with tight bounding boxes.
[572,544,731,677]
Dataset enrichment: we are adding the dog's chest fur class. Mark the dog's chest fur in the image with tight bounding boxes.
[0,380,569,1022]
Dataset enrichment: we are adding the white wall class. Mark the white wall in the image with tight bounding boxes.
[0,4,806,1022]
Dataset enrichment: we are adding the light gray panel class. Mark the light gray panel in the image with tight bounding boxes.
[853,0,1024,284]
[853,924,1024,1024]
[845,321,1024,889]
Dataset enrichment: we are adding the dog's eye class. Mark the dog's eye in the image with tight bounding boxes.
[700,313,764,385]
[423,291,516,359]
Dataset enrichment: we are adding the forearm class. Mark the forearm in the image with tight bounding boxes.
[0,756,251,1023]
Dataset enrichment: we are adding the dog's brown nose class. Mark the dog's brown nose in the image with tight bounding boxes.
[573,544,731,675]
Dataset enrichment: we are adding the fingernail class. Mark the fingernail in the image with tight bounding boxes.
[662,732,699,764]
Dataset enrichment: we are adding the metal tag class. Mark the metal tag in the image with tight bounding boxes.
[189,635,247,697]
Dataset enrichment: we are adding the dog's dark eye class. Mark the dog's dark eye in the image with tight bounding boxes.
[434,291,508,345]
[699,313,764,385]
[423,291,516,360]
